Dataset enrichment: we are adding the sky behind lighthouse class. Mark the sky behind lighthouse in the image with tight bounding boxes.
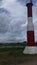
[0,0,37,43]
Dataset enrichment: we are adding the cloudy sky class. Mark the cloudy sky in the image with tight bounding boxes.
[0,0,37,43]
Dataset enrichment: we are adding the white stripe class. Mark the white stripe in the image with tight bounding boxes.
[27,17,34,31]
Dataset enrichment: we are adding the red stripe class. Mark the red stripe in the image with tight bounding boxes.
[27,31,35,46]
[27,5,32,17]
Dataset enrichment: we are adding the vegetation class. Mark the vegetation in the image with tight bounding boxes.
[0,42,37,65]
[0,43,25,65]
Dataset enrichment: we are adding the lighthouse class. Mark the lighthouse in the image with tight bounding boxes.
[23,0,37,54]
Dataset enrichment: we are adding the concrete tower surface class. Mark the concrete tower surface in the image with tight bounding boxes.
[23,0,37,54]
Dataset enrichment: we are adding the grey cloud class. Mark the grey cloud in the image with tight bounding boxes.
[4,20,27,42]
[1,0,37,42]
[0,0,27,42]
[0,0,3,6]
[0,8,11,33]
[4,33,26,42]
[17,0,37,6]
[8,20,27,33]
[17,0,26,6]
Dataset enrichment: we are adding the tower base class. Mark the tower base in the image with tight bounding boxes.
[23,46,37,54]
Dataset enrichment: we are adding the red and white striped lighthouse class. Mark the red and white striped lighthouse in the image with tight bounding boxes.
[23,0,37,54]
[27,0,35,46]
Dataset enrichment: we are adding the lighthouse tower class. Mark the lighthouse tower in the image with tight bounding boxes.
[23,0,37,54]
